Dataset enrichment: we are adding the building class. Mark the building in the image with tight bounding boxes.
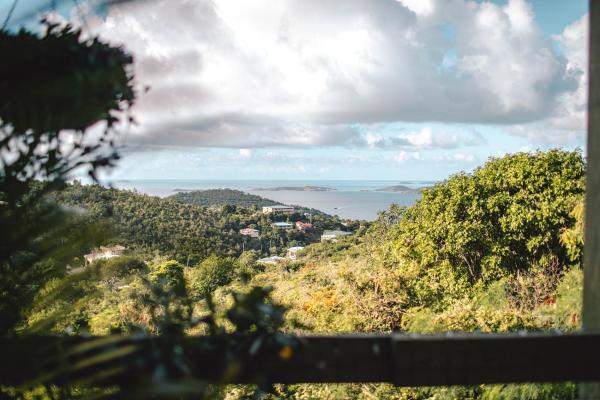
[272,222,294,230]
[239,228,260,238]
[262,205,295,214]
[84,245,126,265]
[321,230,352,243]
[257,256,286,265]
[286,246,305,260]
[295,221,313,231]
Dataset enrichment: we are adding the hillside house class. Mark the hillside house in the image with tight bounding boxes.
[272,222,294,230]
[286,246,304,260]
[239,228,260,238]
[262,205,294,214]
[295,221,313,231]
[84,245,126,265]
[321,230,352,243]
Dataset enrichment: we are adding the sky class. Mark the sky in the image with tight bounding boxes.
[3,0,590,181]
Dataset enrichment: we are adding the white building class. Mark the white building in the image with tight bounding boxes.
[320,230,352,243]
[84,245,126,265]
[262,205,295,214]
[239,228,260,238]
[286,246,305,260]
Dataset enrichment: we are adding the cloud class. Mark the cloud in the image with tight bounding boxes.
[88,0,584,149]
[506,14,588,144]
[364,128,485,150]
[394,151,421,163]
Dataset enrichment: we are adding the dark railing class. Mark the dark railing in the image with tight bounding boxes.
[1,332,600,387]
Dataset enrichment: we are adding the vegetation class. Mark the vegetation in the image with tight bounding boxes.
[10,147,587,399]
[56,182,353,265]
[168,188,281,207]
[0,19,135,335]
[205,150,585,399]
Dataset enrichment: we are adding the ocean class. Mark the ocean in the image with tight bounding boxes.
[107,180,433,221]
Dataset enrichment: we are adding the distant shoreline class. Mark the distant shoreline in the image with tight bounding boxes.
[361,185,423,193]
[252,186,336,192]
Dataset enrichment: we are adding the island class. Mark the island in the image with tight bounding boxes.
[363,185,422,194]
[252,186,336,192]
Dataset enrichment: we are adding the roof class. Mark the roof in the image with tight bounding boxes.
[267,205,294,209]
[287,246,305,252]
[273,222,293,226]
[296,221,313,226]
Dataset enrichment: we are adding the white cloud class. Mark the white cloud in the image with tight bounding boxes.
[394,150,421,163]
[363,127,485,150]
[88,0,585,149]
[507,14,588,144]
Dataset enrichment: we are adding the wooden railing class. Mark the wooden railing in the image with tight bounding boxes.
[1,332,599,387]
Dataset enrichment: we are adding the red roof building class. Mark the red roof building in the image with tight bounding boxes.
[295,221,313,231]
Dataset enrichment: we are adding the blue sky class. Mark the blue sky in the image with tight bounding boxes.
[3,0,590,181]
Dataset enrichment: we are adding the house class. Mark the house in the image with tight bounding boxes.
[257,256,286,265]
[320,230,352,243]
[239,228,260,238]
[262,205,295,214]
[84,245,126,265]
[272,222,294,230]
[286,246,304,260]
[295,221,313,231]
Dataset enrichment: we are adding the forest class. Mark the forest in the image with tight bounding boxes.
[167,188,281,208]
[17,149,586,399]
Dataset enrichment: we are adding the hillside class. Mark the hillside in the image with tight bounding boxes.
[56,183,351,265]
[168,188,281,208]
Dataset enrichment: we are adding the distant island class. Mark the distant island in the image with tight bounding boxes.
[252,186,336,192]
[363,185,422,193]
[167,189,281,207]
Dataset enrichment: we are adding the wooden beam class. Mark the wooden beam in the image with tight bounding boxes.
[1,333,600,387]
[582,0,600,397]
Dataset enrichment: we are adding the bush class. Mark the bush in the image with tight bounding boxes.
[188,255,234,300]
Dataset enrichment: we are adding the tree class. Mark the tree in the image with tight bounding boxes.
[188,255,234,300]
[0,20,135,334]
[382,150,585,308]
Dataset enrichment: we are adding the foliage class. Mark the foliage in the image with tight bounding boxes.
[382,150,585,310]
[0,20,135,334]
[560,199,585,264]
[168,189,280,208]
[188,255,235,300]
[20,252,296,398]
[206,150,586,399]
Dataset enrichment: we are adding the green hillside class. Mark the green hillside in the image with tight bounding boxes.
[56,183,350,265]
[168,188,281,208]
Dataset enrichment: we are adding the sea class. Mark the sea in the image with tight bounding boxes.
[106,180,434,221]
